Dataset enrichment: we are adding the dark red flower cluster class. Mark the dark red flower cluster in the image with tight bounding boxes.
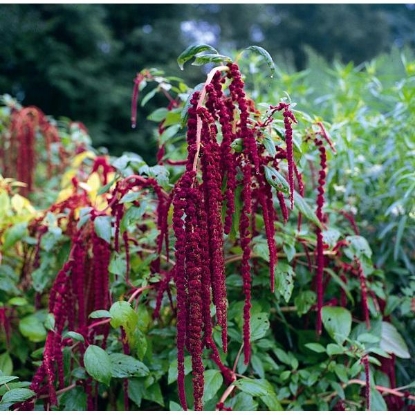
[169,62,305,410]
[1,106,65,197]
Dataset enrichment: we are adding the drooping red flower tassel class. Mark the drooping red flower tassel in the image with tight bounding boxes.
[240,162,253,364]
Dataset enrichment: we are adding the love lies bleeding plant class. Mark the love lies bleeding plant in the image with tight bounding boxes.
[0,45,414,411]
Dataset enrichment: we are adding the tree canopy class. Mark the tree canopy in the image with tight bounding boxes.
[0,4,414,159]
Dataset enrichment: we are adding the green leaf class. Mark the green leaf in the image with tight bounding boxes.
[3,222,28,251]
[0,353,12,376]
[0,376,18,386]
[97,177,116,196]
[380,322,410,358]
[19,316,47,342]
[131,328,148,360]
[203,370,223,403]
[245,46,276,78]
[141,87,158,107]
[94,215,112,244]
[326,343,345,356]
[293,191,322,228]
[264,165,289,193]
[119,191,141,204]
[294,290,316,316]
[60,387,87,411]
[233,378,273,397]
[275,262,295,302]
[109,353,149,378]
[160,124,181,145]
[322,306,352,345]
[262,132,277,157]
[191,53,232,66]
[128,378,144,407]
[370,388,387,411]
[322,229,341,248]
[147,108,168,122]
[89,310,111,319]
[109,301,138,336]
[344,235,372,260]
[305,343,326,353]
[143,382,164,407]
[1,388,35,404]
[260,393,283,411]
[168,355,192,384]
[177,44,218,70]
[250,312,270,341]
[84,345,112,386]
[63,331,85,343]
[7,297,27,306]
[228,392,258,411]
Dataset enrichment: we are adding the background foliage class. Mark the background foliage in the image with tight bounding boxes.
[0,4,414,159]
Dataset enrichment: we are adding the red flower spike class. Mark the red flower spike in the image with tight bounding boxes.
[240,162,253,364]
[313,137,328,335]
[355,257,371,329]
[273,103,297,209]
[185,187,205,411]
[172,171,195,411]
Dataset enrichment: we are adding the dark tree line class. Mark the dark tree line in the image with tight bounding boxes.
[1,4,414,160]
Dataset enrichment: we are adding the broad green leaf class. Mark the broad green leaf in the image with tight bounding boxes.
[305,343,326,353]
[7,297,27,306]
[131,328,147,360]
[370,388,387,411]
[250,312,270,341]
[89,310,111,319]
[108,254,127,278]
[109,353,149,378]
[141,87,158,107]
[326,343,345,356]
[63,331,85,343]
[3,222,28,251]
[109,301,138,335]
[19,316,47,342]
[262,132,277,157]
[168,355,192,384]
[169,401,183,411]
[192,53,232,66]
[322,229,341,248]
[0,376,18,386]
[1,388,35,404]
[380,322,410,358]
[344,235,372,260]
[245,46,276,78]
[84,345,112,386]
[357,333,380,344]
[260,393,283,411]
[147,108,168,122]
[275,262,295,302]
[264,165,289,194]
[128,378,144,406]
[143,382,164,407]
[228,392,258,411]
[160,124,181,145]
[294,290,316,316]
[322,306,352,345]
[203,370,223,403]
[119,191,141,204]
[94,215,112,244]
[97,177,116,195]
[177,44,218,70]
[233,378,273,397]
[60,387,87,411]
[293,191,322,228]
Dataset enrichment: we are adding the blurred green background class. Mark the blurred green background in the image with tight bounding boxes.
[1,4,414,160]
